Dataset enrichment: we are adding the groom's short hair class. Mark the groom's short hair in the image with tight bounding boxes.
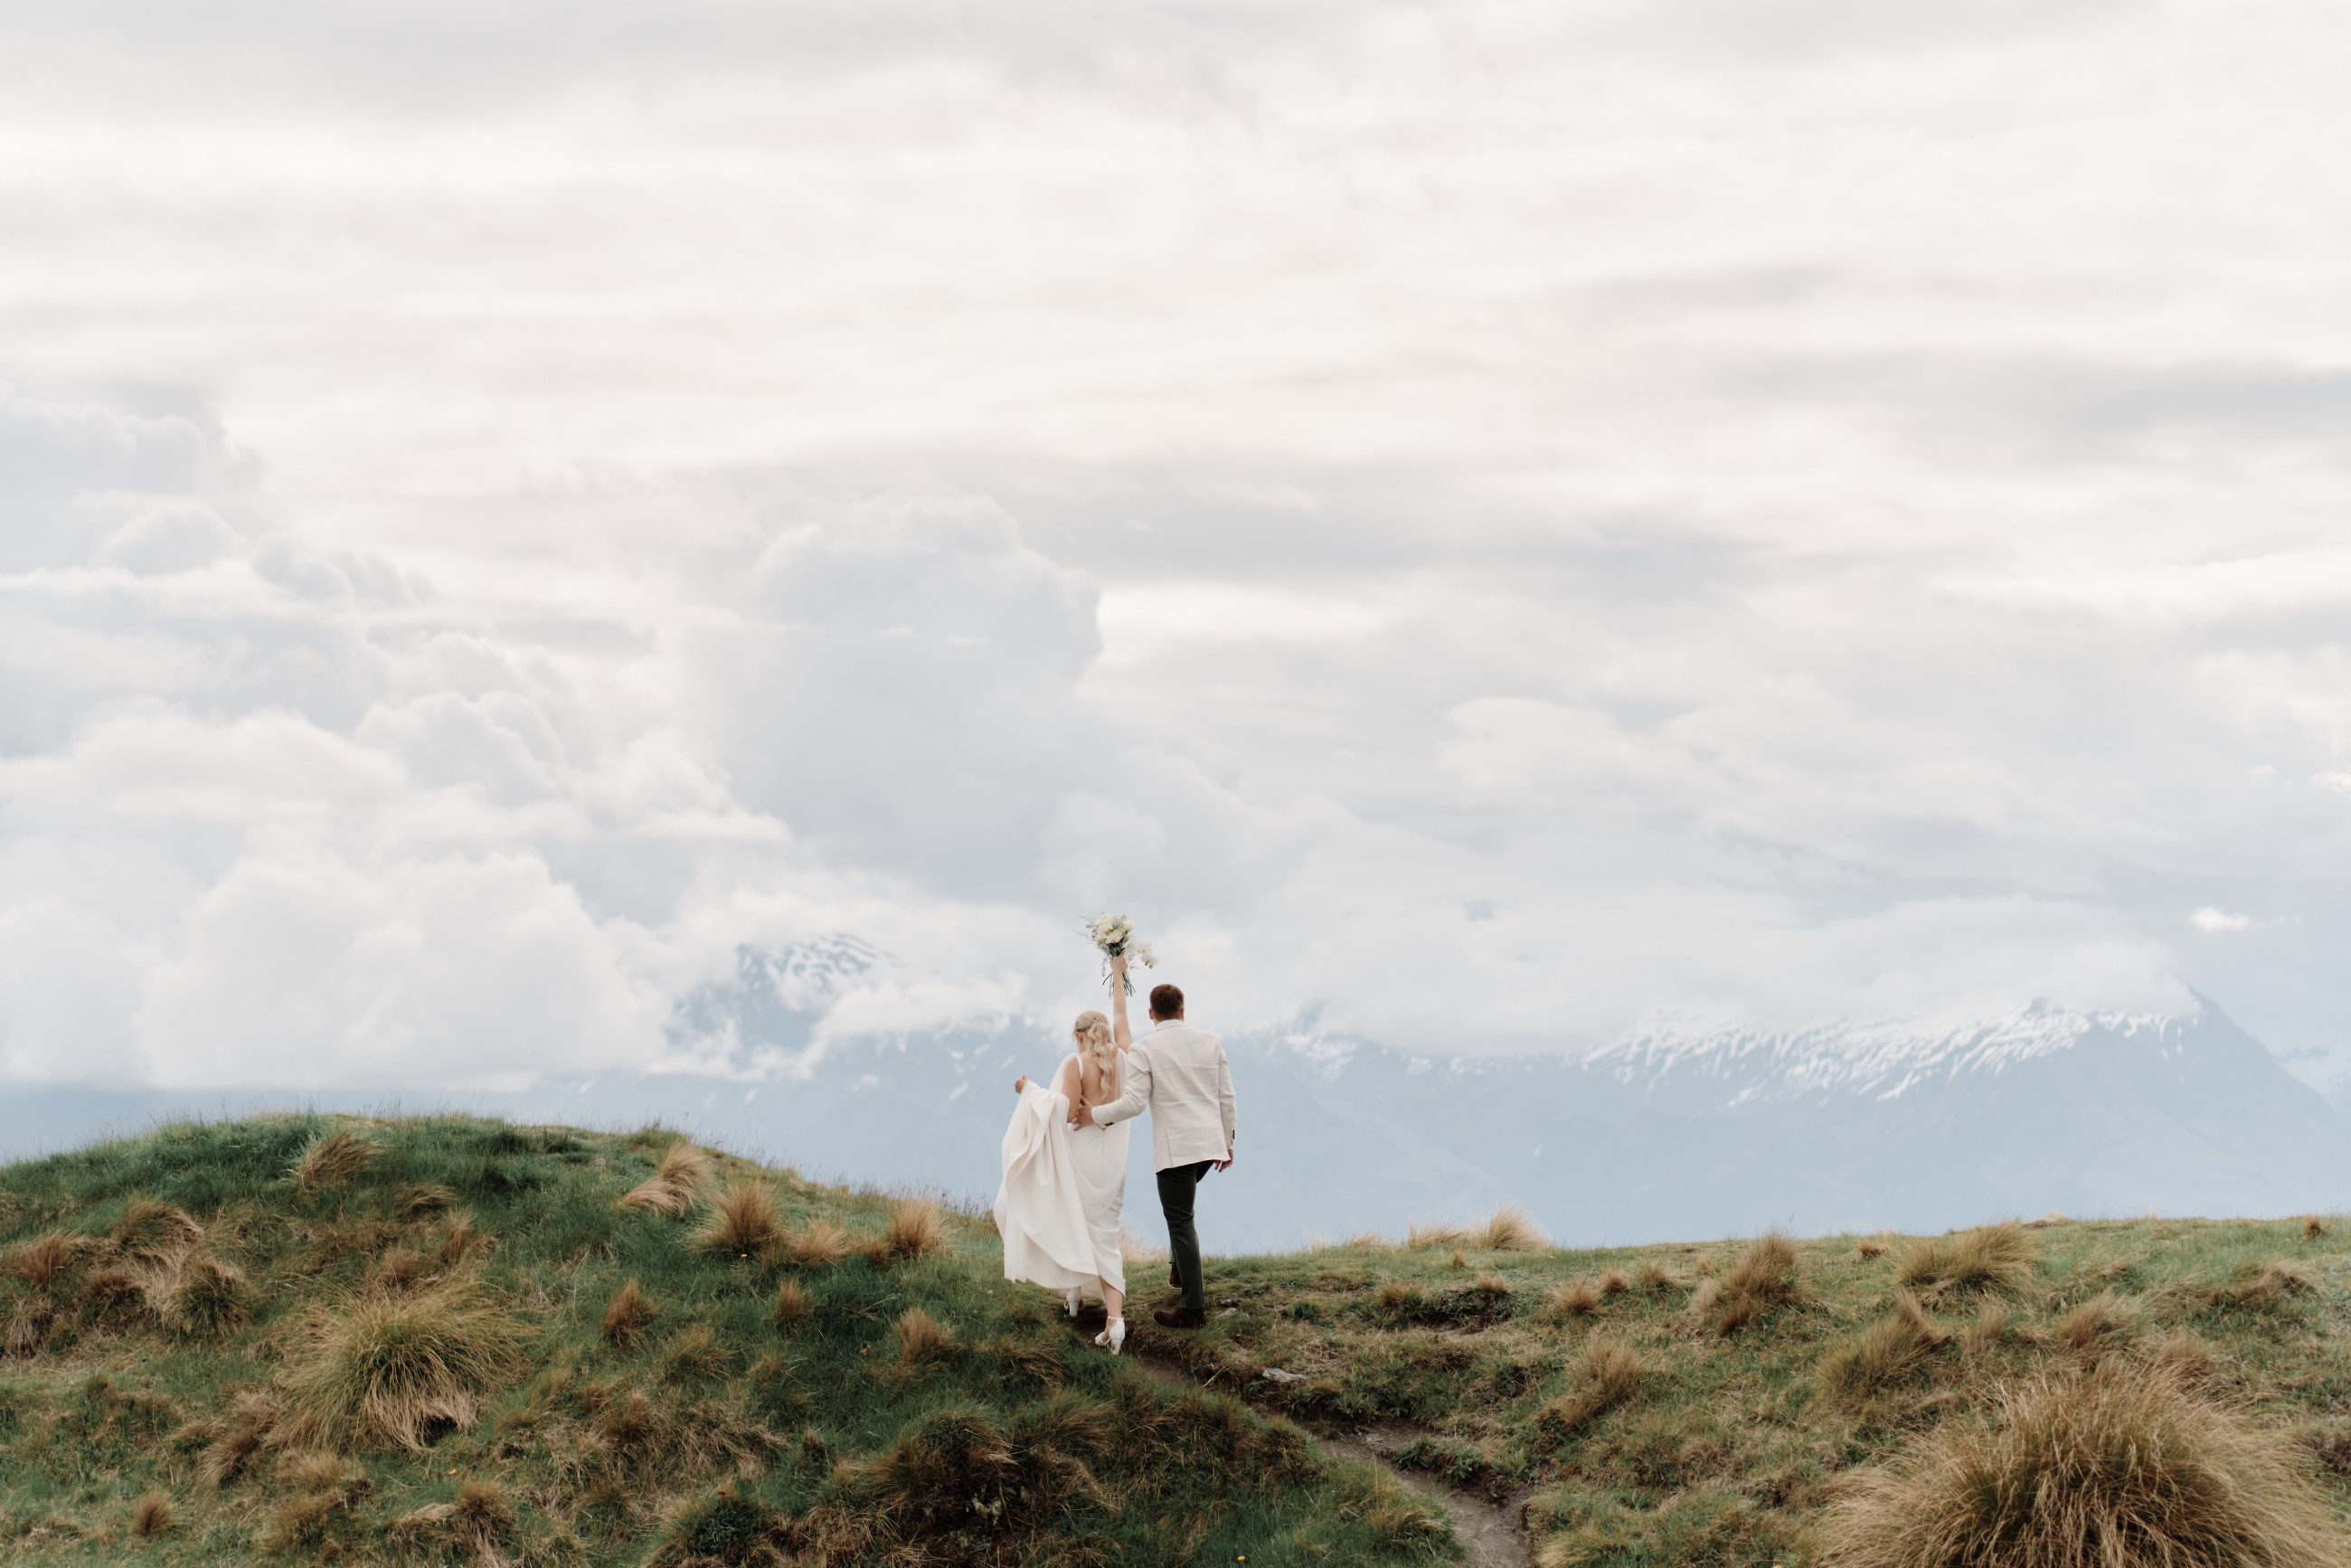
[1148,983,1184,1020]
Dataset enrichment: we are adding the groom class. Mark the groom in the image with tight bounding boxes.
[1072,980,1235,1329]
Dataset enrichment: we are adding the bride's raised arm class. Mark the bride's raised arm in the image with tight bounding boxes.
[1109,953,1133,1049]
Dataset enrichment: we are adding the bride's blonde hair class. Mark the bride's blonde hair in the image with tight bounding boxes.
[1073,1010,1115,1082]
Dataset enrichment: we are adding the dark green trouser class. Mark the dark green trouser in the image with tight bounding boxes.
[1156,1159,1214,1314]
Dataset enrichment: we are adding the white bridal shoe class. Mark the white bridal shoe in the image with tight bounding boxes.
[1064,1288,1082,1318]
[1094,1318,1126,1355]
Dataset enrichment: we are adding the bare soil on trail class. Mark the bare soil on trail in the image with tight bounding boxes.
[1115,1323,1534,1568]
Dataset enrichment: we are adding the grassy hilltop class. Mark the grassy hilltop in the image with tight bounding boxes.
[3,1113,2349,1567]
[0,1114,1447,1566]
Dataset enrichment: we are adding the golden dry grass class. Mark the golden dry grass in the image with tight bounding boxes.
[294,1126,376,1192]
[2304,1216,2328,1240]
[1470,1204,1546,1252]
[692,1180,786,1259]
[439,1210,495,1270]
[772,1278,814,1327]
[1823,1360,2342,1568]
[1961,1301,2015,1358]
[1634,1258,1680,1293]
[112,1197,203,1264]
[2211,1259,2317,1309]
[389,1478,517,1563]
[275,1282,528,1450]
[1693,1233,1802,1335]
[1856,1233,1892,1259]
[1537,1336,1644,1440]
[1896,1220,2039,1295]
[153,1253,250,1338]
[616,1143,713,1216]
[892,1306,953,1371]
[1471,1270,1513,1296]
[400,1182,455,1216]
[128,1490,175,1539]
[780,1217,852,1268]
[664,1322,733,1382]
[878,1198,949,1264]
[1546,1279,1600,1318]
[602,1278,651,1346]
[8,1230,86,1289]
[1406,1220,1469,1250]
[2054,1289,2139,1354]
[1819,1289,1950,1403]
[1596,1268,1630,1296]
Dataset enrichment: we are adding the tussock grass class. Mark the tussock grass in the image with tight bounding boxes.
[1819,1289,1950,1403]
[295,1126,376,1192]
[371,1245,433,1294]
[1596,1267,1630,1296]
[400,1182,454,1216]
[1470,1270,1513,1297]
[437,1208,494,1270]
[1470,1204,1545,1252]
[2305,1215,2328,1240]
[772,1277,813,1327]
[5,1293,57,1355]
[616,1142,713,1215]
[2054,1289,2140,1354]
[780,1216,851,1268]
[276,1281,527,1450]
[878,1198,949,1264]
[388,1478,516,1563]
[1406,1220,1468,1250]
[255,1452,367,1553]
[602,1277,651,1346]
[113,1196,203,1264]
[892,1306,954,1371]
[1960,1301,2015,1358]
[1856,1232,1893,1259]
[8,1230,86,1289]
[128,1490,174,1538]
[1634,1257,1680,1293]
[693,1179,786,1259]
[153,1253,250,1338]
[1824,1360,2341,1568]
[1693,1233,1802,1335]
[1896,1220,2039,1295]
[664,1322,733,1383]
[2208,1258,2317,1310]
[1545,1279,1600,1318]
[1537,1336,1644,1440]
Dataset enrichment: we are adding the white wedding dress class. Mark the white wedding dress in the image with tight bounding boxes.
[996,1052,1128,1300]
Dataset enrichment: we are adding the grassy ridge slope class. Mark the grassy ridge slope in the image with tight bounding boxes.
[0,1113,1451,1565]
[1150,1210,2351,1564]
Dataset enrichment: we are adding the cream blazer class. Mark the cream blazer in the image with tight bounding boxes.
[1092,1020,1237,1172]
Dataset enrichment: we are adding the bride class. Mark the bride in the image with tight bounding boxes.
[995,953,1134,1353]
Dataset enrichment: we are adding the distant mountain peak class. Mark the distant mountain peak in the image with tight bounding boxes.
[1590,997,2210,1104]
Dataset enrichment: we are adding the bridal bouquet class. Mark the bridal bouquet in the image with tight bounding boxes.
[1086,912,1157,996]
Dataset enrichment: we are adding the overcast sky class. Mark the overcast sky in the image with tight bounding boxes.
[6,0,2351,1092]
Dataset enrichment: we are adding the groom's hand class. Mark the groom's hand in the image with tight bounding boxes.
[1214,1149,1234,1171]
[1070,1100,1096,1128]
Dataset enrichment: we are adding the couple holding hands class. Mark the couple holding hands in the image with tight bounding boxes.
[994,952,1238,1355]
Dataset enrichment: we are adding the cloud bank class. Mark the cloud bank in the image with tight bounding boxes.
[5,0,2351,1089]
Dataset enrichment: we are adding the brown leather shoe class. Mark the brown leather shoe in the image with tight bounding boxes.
[1154,1307,1207,1330]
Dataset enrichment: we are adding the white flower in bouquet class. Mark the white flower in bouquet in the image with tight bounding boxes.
[1085,912,1157,995]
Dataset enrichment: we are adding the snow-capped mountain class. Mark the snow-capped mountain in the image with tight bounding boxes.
[4,944,2344,1252]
